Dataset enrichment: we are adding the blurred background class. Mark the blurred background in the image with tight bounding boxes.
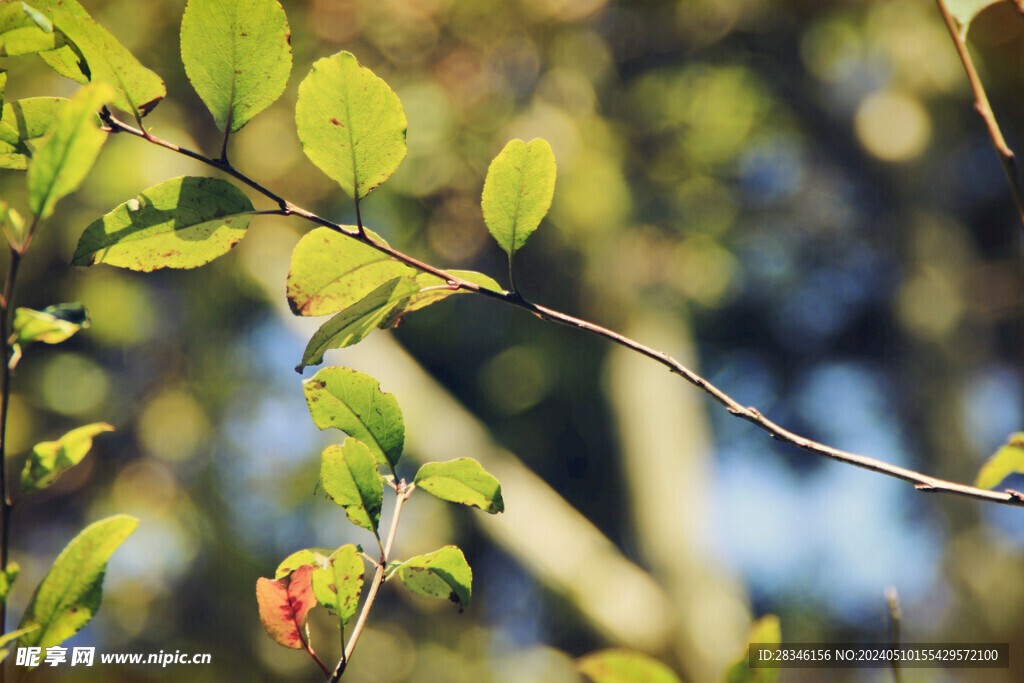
[1,0,1023,680]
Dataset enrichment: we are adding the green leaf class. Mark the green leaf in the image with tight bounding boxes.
[397,545,472,612]
[725,614,782,683]
[27,0,89,84]
[12,303,89,345]
[576,649,682,683]
[311,545,364,626]
[0,3,59,57]
[0,624,40,663]
[296,276,418,372]
[19,514,138,648]
[295,50,407,199]
[0,204,26,249]
[303,366,405,470]
[274,548,332,579]
[320,438,384,534]
[975,432,1024,490]
[27,82,112,219]
[46,8,165,118]
[256,565,316,650]
[0,97,67,170]
[287,226,414,317]
[413,458,504,514]
[946,0,1002,30]
[22,422,113,494]
[0,562,19,603]
[181,0,291,134]
[72,176,255,271]
[481,138,556,259]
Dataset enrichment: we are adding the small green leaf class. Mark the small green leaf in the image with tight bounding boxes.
[303,366,405,470]
[397,546,472,611]
[12,303,89,346]
[47,9,164,118]
[311,545,364,626]
[72,176,255,271]
[0,97,67,171]
[19,514,138,648]
[975,433,1024,490]
[0,624,41,663]
[576,649,682,683]
[481,138,556,259]
[287,226,415,317]
[180,0,291,134]
[295,51,407,199]
[20,2,51,33]
[320,438,384,534]
[256,565,316,650]
[273,548,331,579]
[413,458,504,514]
[0,562,20,603]
[28,0,88,83]
[21,422,113,494]
[725,614,782,683]
[27,82,112,219]
[297,276,418,371]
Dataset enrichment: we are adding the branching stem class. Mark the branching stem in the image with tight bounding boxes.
[101,110,1024,510]
[329,480,411,681]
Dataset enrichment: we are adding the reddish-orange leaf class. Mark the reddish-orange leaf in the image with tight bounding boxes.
[256,565,317,649]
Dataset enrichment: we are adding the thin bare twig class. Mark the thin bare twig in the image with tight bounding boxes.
[0,246,20,645]
[935,0,1024,228]
[885,587,903,683]
[102,110,1024,509]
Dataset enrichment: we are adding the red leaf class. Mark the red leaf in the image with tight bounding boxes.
[256,565,317,649]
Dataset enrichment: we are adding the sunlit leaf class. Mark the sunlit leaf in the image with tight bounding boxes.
[311,545,364,626]
[72,176,254,271]
[576,649,682,683]
[27,82,112,219]
[295,50,407,199]
[274,548,331,579]
[0,204,25,249]
[22,422,113,494]
[397,546,472,612]
[413,458,504,514]
[12,303,88,345]
[0,97,67,170]
[181,0,291,133]
[975,432,1024,490]
[320,438,384,533]
[256,565,316,650]
[296,276,418,372]
[481,138,556,259]
[0,562,19,602]
[287,226,414,317]
[28,0,89,83]
[0,3,59,57]
[725,614,782,683]
[47,8,165,117]
[0,625,40,664]
[303,366,405,470]
[19,515,138,648]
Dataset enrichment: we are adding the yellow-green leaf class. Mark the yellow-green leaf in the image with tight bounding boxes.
[576,649,681,683]
[295,51,407,199]
[413,458,504,514]
[320,438,383,534]
[22,422,113,494]
[481,138,556,259]
[27,82,112,219]
[311,545,364,626]
[72,176,254,271]
[975,433,1024,490]
[397,545,472,611]
[180,0,292,133]
[19,515,138,648]
[725,614,782,683]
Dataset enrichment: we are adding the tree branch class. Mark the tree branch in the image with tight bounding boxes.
[103,110,1024,509]
[935,0,1024,229]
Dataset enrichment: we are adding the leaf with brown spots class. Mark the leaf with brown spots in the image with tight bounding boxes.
[311,545,364,626]
[256,565,317,650]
